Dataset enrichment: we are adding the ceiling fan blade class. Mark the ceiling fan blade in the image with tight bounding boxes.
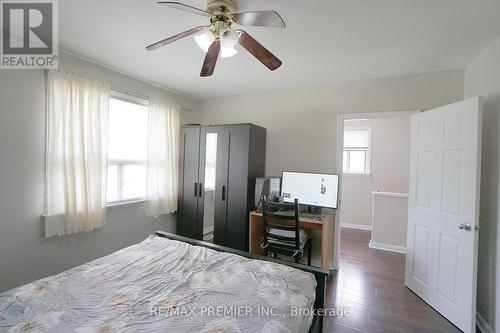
[200,40,220,77]
[146,26,205,51]
[157,1,213,17]
[236,30,282,71]
[232,11,285,28]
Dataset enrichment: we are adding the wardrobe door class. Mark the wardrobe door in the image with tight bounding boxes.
[178,127,201,239]
[200,127,229,245]
[214,128,230,247]
[225,125,250,251]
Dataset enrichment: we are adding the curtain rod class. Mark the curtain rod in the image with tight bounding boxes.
[112,87,192,111]
[46,70,192,111]
[112,87,190,107]
[48,70,189,110]
[112,87,150,101]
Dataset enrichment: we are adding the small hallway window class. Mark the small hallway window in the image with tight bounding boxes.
[343,128,371,174]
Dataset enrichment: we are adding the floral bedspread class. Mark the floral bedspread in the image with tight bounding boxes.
[0,235,316,332]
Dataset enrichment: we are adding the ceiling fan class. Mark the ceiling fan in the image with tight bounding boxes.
[146,0,285,77]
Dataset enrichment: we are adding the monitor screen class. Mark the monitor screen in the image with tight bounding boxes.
[281,171,339,209]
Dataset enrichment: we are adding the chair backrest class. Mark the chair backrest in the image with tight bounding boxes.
[261,197,300,250]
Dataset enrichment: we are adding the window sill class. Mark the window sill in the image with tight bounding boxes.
[106,199,146,211]
[343,173,371,178]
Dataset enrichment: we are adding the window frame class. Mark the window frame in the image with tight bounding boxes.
[342,127,372,176]
[106,91,149,207]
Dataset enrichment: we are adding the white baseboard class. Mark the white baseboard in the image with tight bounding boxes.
[341,223,372,231]
[368,241,407,254]
[477,312,494,333]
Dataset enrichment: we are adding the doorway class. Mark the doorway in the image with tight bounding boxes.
[333,111,417,269]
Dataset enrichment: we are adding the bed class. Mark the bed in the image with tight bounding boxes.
[0,232,328,333]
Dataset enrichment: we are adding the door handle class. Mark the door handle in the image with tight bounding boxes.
[194,183,198,197]
[222,185,226,201]
[458,223,472,231]
[199,183,203,197]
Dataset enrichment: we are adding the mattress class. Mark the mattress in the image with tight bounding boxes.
[0,235,316,332]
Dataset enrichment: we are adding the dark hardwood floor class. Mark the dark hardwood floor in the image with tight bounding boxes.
[323,228,462,333]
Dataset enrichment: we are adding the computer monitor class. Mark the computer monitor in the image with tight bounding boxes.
[281,171,339,209]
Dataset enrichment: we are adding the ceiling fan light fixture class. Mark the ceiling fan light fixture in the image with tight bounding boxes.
[146,2,284,77]
[194,29,215,52]
[220,46,237,58]
[220,28,240,49]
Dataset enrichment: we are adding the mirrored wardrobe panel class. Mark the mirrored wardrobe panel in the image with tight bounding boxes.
[202,133,217,243]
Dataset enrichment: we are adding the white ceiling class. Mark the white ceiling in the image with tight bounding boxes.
[60,0,500,100]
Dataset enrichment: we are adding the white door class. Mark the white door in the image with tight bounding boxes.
[405,97,482,332]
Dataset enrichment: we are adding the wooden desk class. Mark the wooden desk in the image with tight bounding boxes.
[249,211,335,270]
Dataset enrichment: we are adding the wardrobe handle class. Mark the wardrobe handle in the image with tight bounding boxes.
[194,183,198,197]
[222,185,226,201]
[199,183,203,197]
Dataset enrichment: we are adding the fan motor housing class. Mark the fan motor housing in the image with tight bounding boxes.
[206,0,236,15]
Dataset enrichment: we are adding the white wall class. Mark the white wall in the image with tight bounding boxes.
[341,175,373,228]
[464,36,500,332]
[341,117,411,228]
[0,52,197,292]
[192,70,464,177]
[370,194,408,251]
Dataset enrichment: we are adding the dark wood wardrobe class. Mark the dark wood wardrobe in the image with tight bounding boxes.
[177,124,266,251]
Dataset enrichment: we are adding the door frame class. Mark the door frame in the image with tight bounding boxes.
[334,110,419,269]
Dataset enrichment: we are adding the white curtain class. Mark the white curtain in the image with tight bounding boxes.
[145,99,180,217]
[45,71,110,235]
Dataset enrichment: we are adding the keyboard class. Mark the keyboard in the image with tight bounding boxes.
[273,211,319,219]
[300,212,318,219]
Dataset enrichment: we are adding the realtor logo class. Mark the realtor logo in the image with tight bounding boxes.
[1,0,58,69]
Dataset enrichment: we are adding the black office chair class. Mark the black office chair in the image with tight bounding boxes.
[261,197,313,265]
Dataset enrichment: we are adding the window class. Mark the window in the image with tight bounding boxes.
[343,128,371,174]
[107,95,149,204]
